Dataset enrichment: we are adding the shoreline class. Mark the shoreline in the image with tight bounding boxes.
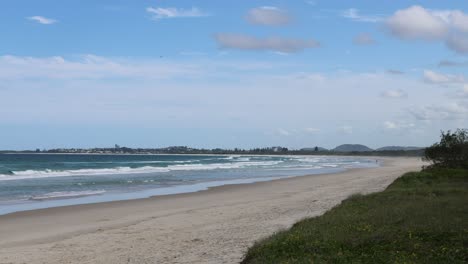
[0,155,377,215]
[0,174,321,216]
[0,157,424,264]
[0,167,351,217]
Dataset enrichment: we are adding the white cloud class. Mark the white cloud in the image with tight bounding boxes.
[0,54,314,82]
[277,128,291,136]
[272,51,289,56]
[383,121,415,130]
[409,102,468,121]
[27,16,57,25]
[386,6,447,40]
[381,89,407,98]
[451,84,468,98]
[304,128,320,133]
[0,55,200,80]
[450,10,468,33]
[446,34,468,54]
[1,55,460,148]
[452,84,468,98]
[342,8,383,23]
[146,7,208,20]
[383,121,397,129]
[423,70,465,84]
[214,33,320,53]
[246,6,291,26]
[339,126,353,134]
[293,72,326,82]
[353,33,375,45]
[385,6,468,53]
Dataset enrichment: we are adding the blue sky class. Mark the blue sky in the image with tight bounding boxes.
[1,0,468,150]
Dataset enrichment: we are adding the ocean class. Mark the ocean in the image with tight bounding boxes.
[0,154,378,215]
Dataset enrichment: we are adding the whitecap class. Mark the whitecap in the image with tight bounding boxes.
[29,190,106,201]
[0,160,282,181]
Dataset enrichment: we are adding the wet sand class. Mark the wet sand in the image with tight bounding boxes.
[0,157,424,264]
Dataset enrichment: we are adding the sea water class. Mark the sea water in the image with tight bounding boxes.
[0,154,378,215]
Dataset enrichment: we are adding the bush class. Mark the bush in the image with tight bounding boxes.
[424,129,468,170]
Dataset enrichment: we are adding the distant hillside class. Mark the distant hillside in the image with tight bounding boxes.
[376,146,423,151]
[332,144,373,152]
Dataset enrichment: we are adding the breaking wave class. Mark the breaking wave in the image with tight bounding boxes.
[0,160,281,181]
[29,190,106,200]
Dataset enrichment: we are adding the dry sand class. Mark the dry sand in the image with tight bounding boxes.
[0,157,424,264]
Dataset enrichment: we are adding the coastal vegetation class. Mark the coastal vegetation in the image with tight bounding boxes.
[242,130,468,264]
[424,129,468,170]
[0,145,424,157]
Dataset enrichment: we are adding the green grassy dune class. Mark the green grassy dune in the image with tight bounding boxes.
[242,169,468,264]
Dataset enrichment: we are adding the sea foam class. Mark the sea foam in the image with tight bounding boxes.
[29,190,106,200]
[0,160,282,181]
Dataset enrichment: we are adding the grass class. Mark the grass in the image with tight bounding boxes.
[241,168,468,264]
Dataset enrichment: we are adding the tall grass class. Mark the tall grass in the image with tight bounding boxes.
[242,169,468,264]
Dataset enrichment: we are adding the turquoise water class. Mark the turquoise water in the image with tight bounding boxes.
[0,154,378,215]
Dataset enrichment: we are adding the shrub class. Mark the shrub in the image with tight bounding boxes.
[424,129,468,170]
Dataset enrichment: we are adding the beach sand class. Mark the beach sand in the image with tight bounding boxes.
[0,157,424,264]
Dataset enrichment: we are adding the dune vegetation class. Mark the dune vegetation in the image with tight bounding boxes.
[242,130,468,264]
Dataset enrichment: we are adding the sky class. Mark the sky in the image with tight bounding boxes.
[1,0,468,150]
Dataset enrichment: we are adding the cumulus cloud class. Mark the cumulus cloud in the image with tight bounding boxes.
[146,7,208,20]
[450,10,468,33]
[381,89,407,98]
[385,6,468,53]
[214,33,320,53]
[446,34,468,54]
[423,70,465,84]
[246,6,291,26]
[342,8,383,23]
[27,16,57,24]
[353,33,375,45]
[385,6,447,40]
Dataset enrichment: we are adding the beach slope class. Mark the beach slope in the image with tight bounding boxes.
[0,157,423,264]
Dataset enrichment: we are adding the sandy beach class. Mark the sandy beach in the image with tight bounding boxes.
[0,157,424,264]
